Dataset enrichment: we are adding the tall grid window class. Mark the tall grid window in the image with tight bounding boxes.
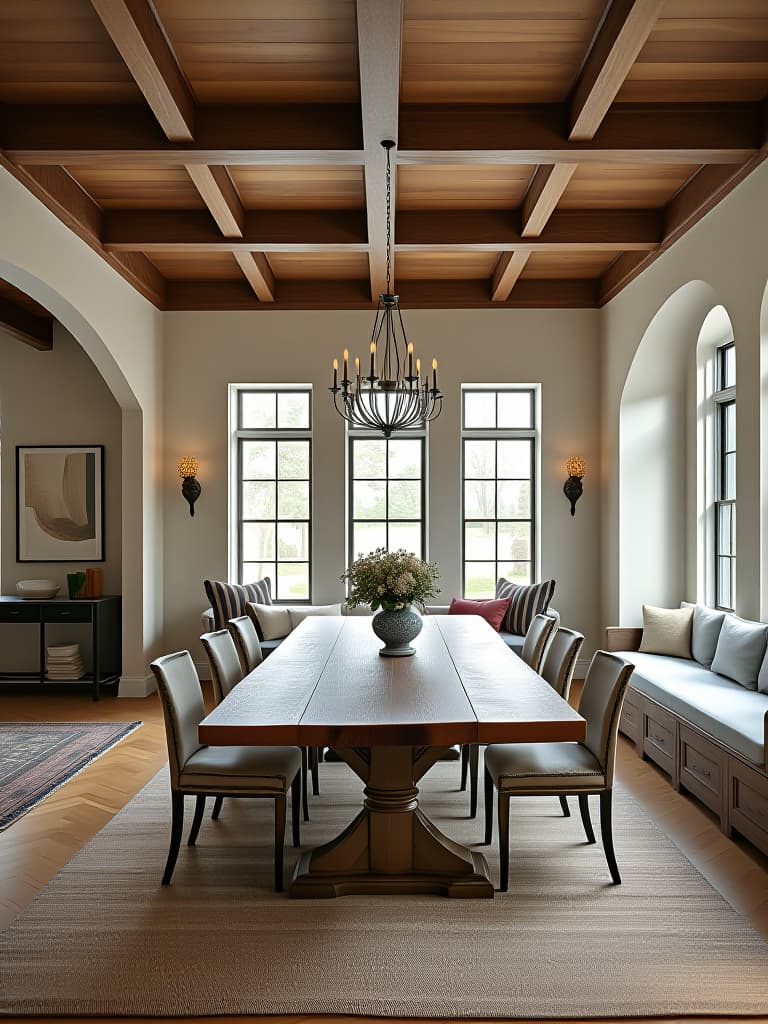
[234,387,311,602]
[715,343,735,611]
[348,431,426,563]
[462,387,537,598]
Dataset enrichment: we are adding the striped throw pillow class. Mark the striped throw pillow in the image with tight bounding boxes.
[495,578,556,636]
[204,578,272,631]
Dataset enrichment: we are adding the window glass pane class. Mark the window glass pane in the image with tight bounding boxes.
[464,440,495,479]
[277,441,309,479]
[718,504,732,556]
[277,563,309,601]
[465,522,496,560]
[241,391,276,429]
[724,402,735,452]
[498,561,531,585]
[497,481,531,519]
[717,557,732,609]
[388,439,421,478]
[277,521,309,561]
[277,480,309,520]
[242,522,275,561]
[497,391,532,429]
[464,562,496,599]
[464,392,496,429]
[242,440,275,479]
[465,480,495,518]
[723,452,736,500]
[388,480,421,519]
[353,521,387,556]
[277,392,309,429]
[497,439,531,479]
[354,480,386,519]
[353,438,386,478]
[242,480,275,520]
[242,561,275,587]
[388,522,422,556]
[722,345,735,390]
[498,522,531,561]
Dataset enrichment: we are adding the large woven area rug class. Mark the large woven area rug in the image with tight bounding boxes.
[0,721,141,830]
[1,761,766,1018]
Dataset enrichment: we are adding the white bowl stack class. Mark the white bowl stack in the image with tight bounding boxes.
[46,643,85,681]
[16,579,60,600]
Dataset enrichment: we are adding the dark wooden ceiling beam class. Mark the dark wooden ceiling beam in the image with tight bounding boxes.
[102,209,369,251]
[398,103,762,165]
[89,0,194,142]
[356,0,403,301]
[1,104,364,165]
[491,252,531,301]
[570,0,666,141]
[233,252,275,302]
[0,296,53,351]
[396,209,660,251]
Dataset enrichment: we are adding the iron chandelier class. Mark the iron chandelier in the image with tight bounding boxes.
[330,140,442,438]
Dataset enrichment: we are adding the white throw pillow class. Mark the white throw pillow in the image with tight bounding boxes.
[638,604,693,659]
[288,604,342,629]
[247,603,292,641]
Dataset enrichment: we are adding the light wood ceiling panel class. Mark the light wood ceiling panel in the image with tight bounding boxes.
[266,252,369,279]
[147,252,244,280]
[153,0,360,104]
[230,166,364,209]
[401,0,607,103]
[396,252,498,280]
[0,0,143,104]
[397,165,534,210]
[559,163,695,209]
[522,251,621,279]
[616,0,768,103]
[65,166,206,209]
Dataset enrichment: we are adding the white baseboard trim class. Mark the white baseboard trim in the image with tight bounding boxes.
[118,674,156,698]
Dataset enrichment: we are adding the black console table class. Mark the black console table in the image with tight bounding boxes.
[0,596,121,700]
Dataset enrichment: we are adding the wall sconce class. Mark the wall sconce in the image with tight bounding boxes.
[563,456,585,517]
[178,457,201,517]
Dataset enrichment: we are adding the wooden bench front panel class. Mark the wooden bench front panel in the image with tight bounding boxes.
[679,723,728,826]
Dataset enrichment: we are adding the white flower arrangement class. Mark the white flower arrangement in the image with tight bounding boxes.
[341,548,440,612]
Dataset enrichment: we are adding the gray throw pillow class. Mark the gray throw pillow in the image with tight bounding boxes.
[681,601,726,668]
[756,643,768,695]
[710,615,768,690]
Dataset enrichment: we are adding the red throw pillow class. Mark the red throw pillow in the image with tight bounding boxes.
[448,597,512,632]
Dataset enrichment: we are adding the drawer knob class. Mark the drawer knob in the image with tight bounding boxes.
[651,733,665,746]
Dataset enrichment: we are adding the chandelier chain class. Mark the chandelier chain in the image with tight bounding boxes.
[385,143,392,294]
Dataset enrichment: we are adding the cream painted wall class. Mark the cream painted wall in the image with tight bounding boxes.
[0,166,163,692]
[601,158,768,628]
[0,322,122,671]
[163,307,601,664]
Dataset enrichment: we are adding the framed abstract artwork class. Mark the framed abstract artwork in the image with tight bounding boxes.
[16,445,104,562]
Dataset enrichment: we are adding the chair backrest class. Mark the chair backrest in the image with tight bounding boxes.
[228,615,263,675]
[521,613,556,672]
[540,627,584,700]
[150,651,205,788]
[579,651,634,785]
[200,629,243,705]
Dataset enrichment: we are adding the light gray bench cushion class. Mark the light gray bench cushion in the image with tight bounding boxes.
[618,651,768,766]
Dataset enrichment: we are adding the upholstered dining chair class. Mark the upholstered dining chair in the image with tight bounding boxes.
[227,614,263,675]
[460,612,561,819]
[521,613,557,673]
[150,650,302,892]
[540,627,585,820]
[483,650,634,891]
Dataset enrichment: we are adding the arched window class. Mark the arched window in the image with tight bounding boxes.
[713,342,736,610]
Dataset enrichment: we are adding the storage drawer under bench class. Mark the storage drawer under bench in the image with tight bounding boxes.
[619,690,642,746]
[679,723,727,825]
[642,700,678,784]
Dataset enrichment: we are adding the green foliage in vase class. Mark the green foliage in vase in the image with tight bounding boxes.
[341,547,440,612]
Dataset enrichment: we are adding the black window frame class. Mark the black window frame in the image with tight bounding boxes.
[714,342,735,612]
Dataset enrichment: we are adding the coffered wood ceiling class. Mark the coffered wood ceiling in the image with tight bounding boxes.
[0,0,767,316]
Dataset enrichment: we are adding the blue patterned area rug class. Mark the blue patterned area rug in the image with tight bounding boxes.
[0,722,141,829]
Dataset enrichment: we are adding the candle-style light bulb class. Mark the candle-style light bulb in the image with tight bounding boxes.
[407,341,414,379]
[343,348,349,381]
[370,341,376,378]
[416,357,421,382]
[354,356,361,380]
[332,358,338,389]
[432,358,438,391]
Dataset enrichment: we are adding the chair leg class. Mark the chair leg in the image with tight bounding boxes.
[274,793,287,892]
[483,765,493,845]
[559,794,570,817]
[162,792,184,886]
[211,795,223,820]
[578,793,596,844]
[187,794,206,846]
[469,743,480,818]
[311,747,320,795]
[291,772,301,849]
[600,790,621,884]
[460,743,469,791]
[300,748,310,822]
[498,791,510,892]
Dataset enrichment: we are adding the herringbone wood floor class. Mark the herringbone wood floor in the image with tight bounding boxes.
[1,684,767,1024]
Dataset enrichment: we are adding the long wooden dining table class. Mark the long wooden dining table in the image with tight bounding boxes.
[198,614,586,898]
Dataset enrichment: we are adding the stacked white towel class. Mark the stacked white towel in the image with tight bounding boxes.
[46,643,85,681]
